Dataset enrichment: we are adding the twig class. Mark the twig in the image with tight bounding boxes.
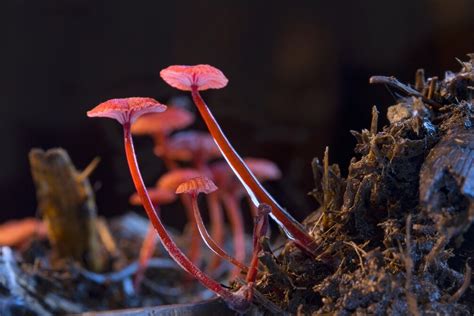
[343,241,366,274]
[369,75,442,108]
[449,262,472,303]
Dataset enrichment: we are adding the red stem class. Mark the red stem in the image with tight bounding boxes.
[191,89,316,255]
[190,193,248,272]
[134,221,159,291]
[156,131,178,170]
[221,192,246,278]
[180,195,201,265]
[246,204,270,284]
[122,123,248,311]
[206,192,225,271]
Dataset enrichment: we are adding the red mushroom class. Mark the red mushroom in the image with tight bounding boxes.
[164,130,224,271]
[87,98,250,312]
[160,65,316,255]
[164,130,221,169]
[209,157,281,276]
[157,168,205,265]
[0,218,47,248]
[176,176,248,273]
[131,106,195,169]
[129,187,176,291]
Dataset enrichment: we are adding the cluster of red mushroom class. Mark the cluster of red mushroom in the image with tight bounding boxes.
[87,64,316,312]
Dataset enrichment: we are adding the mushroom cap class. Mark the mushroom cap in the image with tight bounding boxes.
[131,106,195,136]
[160,65,228,91]
[129,187,176,206]
[160,130,221,162]
[157,168,204,191]
[209,160,235,189]
[176,176,218,195]
[87,97,167,125]
[244,157,282,181]
[210,158,281,189]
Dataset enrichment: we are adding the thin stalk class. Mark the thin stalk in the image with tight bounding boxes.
[191,89,316,255]
[246,204,270,284]
[207,192,225,271]
[134,221,159,290]
[155,132,178,170]
[191,193,248,272]
[221,192,246,277]
[122,123,248,311]
[180,195,201,265]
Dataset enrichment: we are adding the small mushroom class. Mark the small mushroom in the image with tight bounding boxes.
[87,98,250,312]
[160,65,316,255]
[176,176,248,274]
[131,106,195,169]
[209,157,282,274]
[163,130,224,271]
[157,168,205,265]
[0,218,47,248]
[164,130,221,169]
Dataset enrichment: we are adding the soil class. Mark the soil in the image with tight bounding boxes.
[254,55,474,315]
[1,55,473,315]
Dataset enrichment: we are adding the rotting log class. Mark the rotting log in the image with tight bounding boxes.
[29,148,107,271]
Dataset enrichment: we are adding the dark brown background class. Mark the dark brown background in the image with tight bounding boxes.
[2,0,473,226]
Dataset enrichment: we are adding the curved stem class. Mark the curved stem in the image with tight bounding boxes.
[191,89,316,255]
[191,194,248,272]
[206,192,225,271]
[122,123,248,311]
[221,192,246,278]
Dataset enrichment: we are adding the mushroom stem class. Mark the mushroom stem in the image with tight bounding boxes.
[190,192,248,272]
[221,192,246,277]
[122,124,249,312]
[246,204,270,284]
[155,131,178,170]
[243,204,270,302]
[134,221,159,291]
[206,192,225,271]
[180,195,202,265]
[191,89,316,255]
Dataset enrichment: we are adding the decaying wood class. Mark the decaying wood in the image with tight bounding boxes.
[29,148,107,271]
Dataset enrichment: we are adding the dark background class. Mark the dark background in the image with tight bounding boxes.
[2,1,474,226]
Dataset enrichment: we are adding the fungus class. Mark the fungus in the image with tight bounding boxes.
[131,106,195,169]
[160,65,316,255]
[129,186,176,291]
[164,130,224,271]
[175,176,248,273]
[164,130,221,169]
[210,158,281,275]
[87,97,250,312]
[0,218,47,247]
[157,168,205,264]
